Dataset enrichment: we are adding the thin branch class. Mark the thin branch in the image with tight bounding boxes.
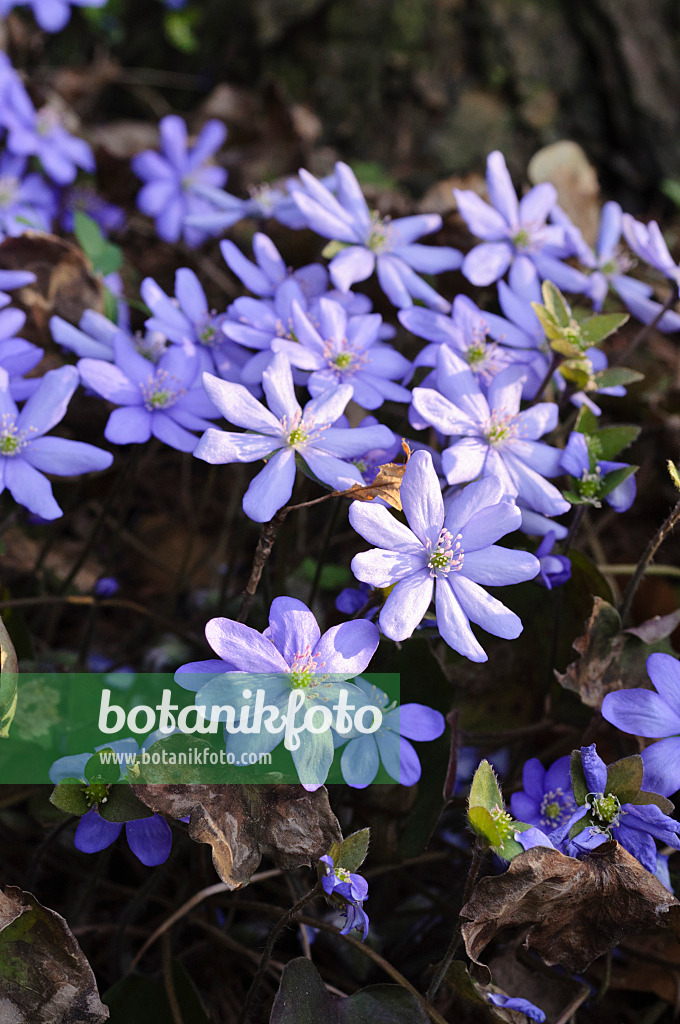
[620,496,680,626]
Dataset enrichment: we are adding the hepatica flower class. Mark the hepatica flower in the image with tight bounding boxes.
[534,531,571,590]
[487,994,545,1023]
[175,597,379,787]
[131,115,227,246]
[194,351,394,522]
[0,153,55,238]
[2,76,95,185]
[0,365,112,519]
[221,233,328,301]
[292,161,462,311]
[274,297,412,410]
[510,755,576,833]
[1,0,106,31]
[50,739,171,866]
[350,450,539,661]
[560,431,636,513]
[603,652,680,798]
[454,150,569,288]
[335,678,444,787]
[412,347,569,517]
[319,853,370,940]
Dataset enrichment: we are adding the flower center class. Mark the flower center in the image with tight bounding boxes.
[140,370,184,411]
[288,645,325,688]
[197,313,219,346]
[484,411,518,447]
[0,415,31,457]
[135,330,168,363]
[336,867,351,883]
[367,211,391,253]
[589,792,621,826]
[513,228,530,249]
[539,787,576,829]
[282,411,326,449]
[84,782,109,807]
[427,529,464,578]
[579,468,602,503]
[490,806,514,841]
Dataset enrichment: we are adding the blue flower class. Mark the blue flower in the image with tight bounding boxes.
[291,161,461,311]
[131,116,227,246]
[0,365,113,519]
[175,597,379,788]
[2,75,95,185]
[220,233,328,300]
[50,738,171,866]
[534,532,571,590]
[60,186,125,236]
[335,678,444,787]
[603,652,680,798]
[78,336,219,453]
[453,151,570,288]
[0,304,43,401]
[412,347,570,517]
[1,0,106,31]
[560,431,636,513]
[194,352,394,522]
[0,153,55,238]
[319,853,369,940]
[487,993,545,1023]
[350,449,539,662]
[510,755,576,832]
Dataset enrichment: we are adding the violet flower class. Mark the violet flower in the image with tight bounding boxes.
[319,853,370,940]
[453,151,570,288]
[220,233,328,301]
[510,755,576,833]
[0,153,55,238]
[0,365,113,519]
[534,531,571,589]
[194,351,394,522]
[350,450,539,661]
[603,652,680,798]
[560,431,636,513]
[131,116,227,246]
[487,994,545,1023]
[3,0,106,31]
[412,347,569,517]
[291,161,462,311]
[78,335,219,453]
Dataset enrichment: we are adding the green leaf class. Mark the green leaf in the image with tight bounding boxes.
[74,211,122,276]
[98,784,154,823]
[595,425,641,460]
[570,750,588,805]
[599,464,638,499]
[84,749,122,785]
[495,832,527,862]
[605,754,643,803]
[0,614,18,738]
[541,281,572,327]
[559,360,591,389]
[630,790,675,814]
[579,312,629,346]
[469,759,504,813]
[562,489,583,504]
[468,805,501,846]
[662,179,680,208]
[270,957,430,1024]
[327,828,370,874]
[50,782,89,816]
[575,406,600,436]
[594,367,644,388]
[164,8,200,52]
[549,335,581,357]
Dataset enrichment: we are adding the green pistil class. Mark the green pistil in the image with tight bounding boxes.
[590,792,621,825]
[513,229,530,249]
[486,423,511,445]
[290,669,312,689]
[429,551,450,570]
[336,867,351,882]
[467,343,486,366]
[334,352,353,369]
[0,434,20,455]
[489,806,515,841]
[200,325,216,344]
[148,390,172,409]
[288,427,308,446]
[544,801,561,821]
[579,470,601,501]
[84,782,109,807]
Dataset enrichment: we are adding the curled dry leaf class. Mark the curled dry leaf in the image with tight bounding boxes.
[461,844,680,974]
[132,783,341,888]
[0,232,103,344]
[0,886,109,1022]
[0,613,18,738]
[339,440,412,511]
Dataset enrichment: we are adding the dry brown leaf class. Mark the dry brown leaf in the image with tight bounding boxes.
[555,596,628,708]
[132,783,341,888]
[340,440,411,511]
[0,886,109,1022]
[0,232,103,344]
[461,843,680,974]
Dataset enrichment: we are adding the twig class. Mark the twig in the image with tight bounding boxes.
[162,931,185,1024]
[620,496,680,626]
[598,562,680,579]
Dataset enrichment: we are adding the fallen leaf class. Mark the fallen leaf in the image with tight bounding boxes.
[0,885,109,1022]
[340,441,411,511]
[528,141,600,245]
[0,232,103,344]
[461,844,680,974]
[624,608,680,644]
[0,612,18,738]
[132,782,341,888]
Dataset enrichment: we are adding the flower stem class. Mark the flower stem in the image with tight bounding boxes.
[425,840,485,1003]
[238,882,322,1023]
[620,496,680,626]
